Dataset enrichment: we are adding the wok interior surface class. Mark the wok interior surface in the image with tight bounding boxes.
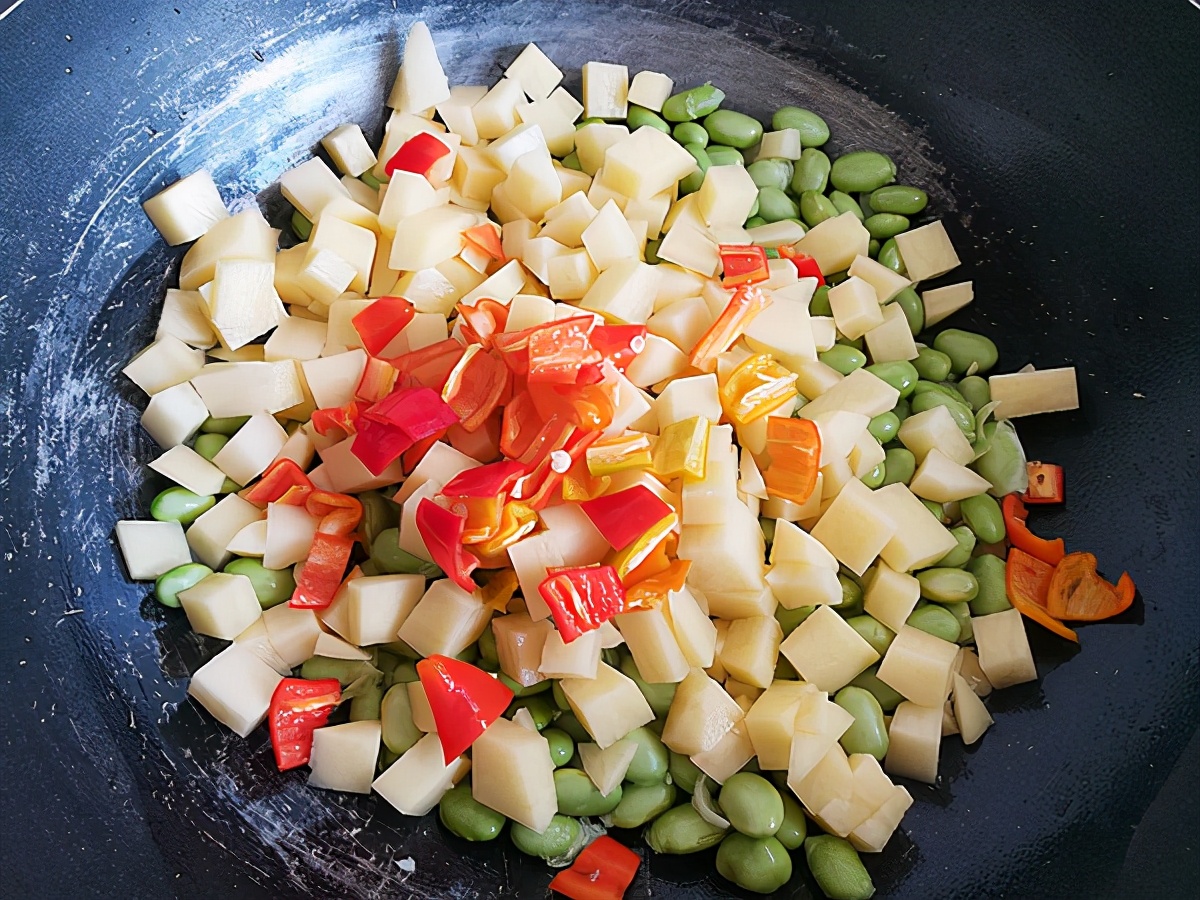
[0,1,1196,897]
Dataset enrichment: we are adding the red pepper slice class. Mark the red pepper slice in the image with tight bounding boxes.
[719,243,770,287]
[579,485,676,552]
[442,459,528,498]
[688,284,772,373]
[402,433,443,474]
[352,295,416,358]
[548,835,641,900]
[366,386,461,440]
[244,459,313,505]
[1046,551,1136,622]
[520,429,603,511]
[1005,548,1078,642]
[499,390,544,460]
[350,419,415,476]
[304,489,363,537]
[446,414,503,464]
[763,416,822,505]
[1023,461,1065,504]
[463,223,505,263]
[589,324,647,374]
[778,245,826,284]
[267,677,341,771]
[416,654,514,764]
[310,402,361,439]
[356,356,399,403]
[415,498,480,593]
[387,339,467,391]
[289,532,355,609]
[457,299,510,348]
[384,132,451,178]
[441,345,509,432]
[1001,493,1066,565]
[539,564,627,643]
[527,317,601,384]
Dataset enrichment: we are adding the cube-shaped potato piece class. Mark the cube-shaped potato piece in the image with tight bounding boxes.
[397,578,492,659]
[922,281,974,328]
[863,304,919,363]
[797,368,900,422]
[794,212,870,275]
[863,560,922,633]
[893,220,960,281]
[765,563,843,610]
[884,701,942,784]
[373,732,470,815]
[780,605,879,693]
[849,785,913,853]
[809,479,898,577]
[664,587,718,668]
[828,276,884,341]
[909,448,994,503]
[602,126,698,199]
[695,164,758,227]
[560,662,654,749]
[745,681,814,770]
[345,574,425,646]
[661,668,744,756]
[539,628,602,679]
[848,254,911,303]
[898,405,974,466]
[471,716,558,832]
[178,572,262,641]
[972,608,1038,689]
[876,625,959,708]
[492,611,552,687]
[718,616,783,689]
[578,740,638,796]
[308,720,382,794]
[952,672,994,744]
[579,258,660,324]
[615,607,690,684]
[870,483,960,573]
[187,643,283,738]
[790,743,853,814]
[142,170,229,245]
[691,722,756,784]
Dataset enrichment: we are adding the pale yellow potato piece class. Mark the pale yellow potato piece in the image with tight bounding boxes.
[142,170,228,245]
[988,367,1079,419]
[178,573,261,641]
[809,479,897,576]
[574,124,629,175]
[798,368,900,421]
[123,336,205,396]
[922,281,974,327]
[780,605,879,692]
[744,681,814,769]
[560,662,654,749]
[663,587,718,669]
[849,785,913,853]
[582,61,629,119]
[471,717,557,832]
[972,608,1038,689]
[909,448,994,502]
[615,606,690,684]
[578,740,638,796]
[898,405,975,466]
[828,276,885,340]
[863,560,922,633]
[661,668,745,756]
[884,701,942,784]
[691,722,756,784]
[627,70,673,111]
[871,483,960,573]
[187,643,282,738]
[877,624,959,709]
[952,672,994,744]
[374,733,469,815]
[863,303,919,363]
[793,212,870,275]
[397,578,492,659]
[893,220,960,281]
[718,616,783,690]
[765,563,843,610]
[579,258,660,323]
[602,126,698,200]
[695,164,758,227]
[493,612,552,687]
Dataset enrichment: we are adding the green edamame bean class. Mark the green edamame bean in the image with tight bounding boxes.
[498,672,549,697]
[439,783,505,841]
[759,517,777,545]
[906,604,961,642]
[910,390,976,438]
[743,216,767,230]
[662,84,726,122]
[610,781,675,829]
[791,148,831,193]
[645,803,728,854]
[916,567,979,603]
[972,420,1027,497]
[389,660,418,685]
[644,238,663,264]
[849,666,905,712]
[775,655,799,680]
[224,558,295,608]
[961,493,1006,544]
[150,487,215,525]
[672,121,709,146]
[601,647,623,668]
[947,598,974,644]
[623,726,669,784]
[542,728,575,767]
[912,347,953,382]
[893,286,925,336]
[477,625,499,665]
[755,186,799,223]
[834,686,890,761]
[554,711,591,743]
[747,158,792,191]
[628,104,671,133]
[957,375,992,412]
[867,238,881,258]
[933,328,1000,376]
[200,415,250,435]
[359,171,383,190]
[292,210,313,240]
[838,574,864,614]
[774,793,808,850]
[912,379,969,404]
[868,412,901,443]
[865,212,910,240]
[805,834,875,900]
[154,562,213,608]
[870,184,929,215]
[861,462,886,489]
[716,833,792,894]
[865,360,919,398]
[554,767,623,817]
[937,525,977,568]
[967,554,1012,616]
[300,656,379,685]
[576,116,605,128]
[678,143,711,195]
[845,616,895,657]
[370,528,443,577]
[668,754,705,799]
[704,145,745,167]
[772,106,829,147]
[820,344,867,375]
[747,193,760,218]
[703,109,763,148]
[620,656,676,717]
[193,432,229,461]
[800,190,838,228]
[507,694,556,731]
[561,151,582,171]
[828,189,865,221]
[350,674,384,722]
[775,604,816,636]
[358,490,399,546]
[810,285,833,317]
[719,772,784,838]
[550,680,572,711]
[881,448,917,487]
[876,237,907,275]
[510,815,581,861]
[830,151,896,193]
[921,498,949,522]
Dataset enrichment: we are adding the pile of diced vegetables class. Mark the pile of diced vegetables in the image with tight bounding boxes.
[121,21,1137,899]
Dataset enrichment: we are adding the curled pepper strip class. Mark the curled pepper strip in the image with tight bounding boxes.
[548,835,641,900]
[415,498,480,593]
[688,283,772,374]
[1005,548,1078,642]
[763,416,821,505]
[1002,493,1066,565]
[1046,552,1135,622]
[719,243,770,287]
[539,564,627,643]
[244,459,313,505]
[268,678,341,771]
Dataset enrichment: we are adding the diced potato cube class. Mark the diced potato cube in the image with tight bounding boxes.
[211,412,288,487]
[656,220,720,277]
[575,124,629,175]
[988,368,1080,419]
[870,483,959,573]
[828,276,884,340]
[186,495,263,570]
[143,170,229,245]
[302,349,368,411]
[579,258,660,323]
[493,612,552,687]
[396,578,491,659]
[548,249,599,300]
[582,61,629,119]
[972,608,1038,689]
[280,157,351,222]
[661,668,745,755]
[602,127,698,199]
[407,681,437,732]
[578,740,638,795]
[257,604,321,669]
[884,701,942,783]
[952,672,993,744]
[696,164,759,227]
[744,681,811,769]
[322,124,377,177]
[470,77,524,140]
[389,205,478,271]
[157,288,216,348]
[264,316,327,363]
[148,445,226,497]
[539,628,601,679]
[374,733,469,815]
[506,151,564,220]
[809,479,897,576]
[794,212,870,275]
[876,624,959,708]
[123,336,205,396]
[909,448,994,502]
[114,520,190,581]
[899,405,975,466]
[797,368,899,421]
[662,587,718,669]
[627,70,673,111]
[692,722,756,784]
[849,785,912,853]
[864,303,919,363]
[863,560,921,633]
[765,563,843,610]
[719,616,783,689]
[756,129,803,161]
[305,720,382,796]
[177,572,261,640]
[187,643,283,737]
[655,373,721,426]
[507,532,565,622]
[560,662,655,749]
[922,281,974,327]
[790,743,853,814]
[848,254,911,303]
[743,280,819,369]
[581,199,640,270]
[541,192,599,247]
[343,574,425,646]
[179,208,275,290]
[893,220,960,281]
[505,43,563,101]
[471,717,558,832]
[625,333,687,388]
[141,382,209,448]
[615,607,690,684]
[190,360,304,419]
[780,605,879,692]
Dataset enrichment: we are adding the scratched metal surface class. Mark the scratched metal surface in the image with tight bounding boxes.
[0,0,1196,898]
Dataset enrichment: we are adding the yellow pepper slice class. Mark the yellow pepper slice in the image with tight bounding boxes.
[586,431,656,477]
[653,416,710,481]
[719,353,799,426]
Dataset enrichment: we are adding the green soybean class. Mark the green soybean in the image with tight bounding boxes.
[810,285,834,316]
[705,145,745,167]
[150,487,215,525]
[720,773,784,838]
[755,186,799,223]
[291,210,314,240]
[508,694,556,731]
[972,420,1028,496]
[224,558,296,608]
[774,793,808,850]
[839,574,865,614]
[820,344,868,375]
[542,728,575,768]
[947,598,974,644]
[876,237,906,275]
[389,660,419,685]
[867,238,881,258]
[912,347,953,382]
[510,815,581,861]
[906,604,962,642]
[866,360,920,398]
[610,781,675,829]
[865,212,910,240]
[881,448,917,487]
[805,834,875,900]
[967,554,1013,615]
[828,189,865,221]
[628,104,670,133]
[743,216,767,230]
[870,184,928,215]
[561,151,582,171]
[868,411,901,443]
[370,528,443,577]
[662,84,726,122]
[922,498,951,523]
[193,432,229,461]
[669,750,704,794]
[849,666,905,712]
[624,726,670,784]
[917,567,980,603]
[620,656,676,717]
[300,656,379,685]
[672,121,709,146]
[910,390,976,438]
[358,490,399,546]
[937,525,977,568]
[678,143,711,195]
[477,625,499,666]
[772,106,829,147]
[830,151,896,193]
[961,493,1006,544]
[791,148,831,193]
[646,803,728,854]
[800,189,838,227]
[933,328,1000,376]
[554,711,591,743]
[359,171,383,190]
[775,604,816,636]
[893,286,925,336]
[957,375,992,412]
[438,783,505,841]
[498,672,549,697]
[845,615,895,657]
[834,686,890,760]
[747,158,792,191]
[716,833,793,894]
[747,194,760,218]
[704,109,764,148]
[200,415,250,435]
[154,562,213,608]
[759,517,777,544]
[861,462,887,489]
[775,655,799,680]
[576,117,605,127]
[349,673,384,722]
[554,767,623,817]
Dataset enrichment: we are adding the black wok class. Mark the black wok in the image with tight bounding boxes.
[0,1,1196,897]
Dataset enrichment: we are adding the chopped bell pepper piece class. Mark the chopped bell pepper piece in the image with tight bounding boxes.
[500,390,545,461]
[719,243,770,287]
[457,299,510,348]
[387,339,466,391]
[1046,551,1135,622]
[268,677,341,771]
[624,558,691,609]
[417,654,513,764]
[526,316,601,384]
[442,459,528,498]
[653,415,710,481]
[589,324,648,374]
[1005,548,1078,642]
[718,352,800,426]
[778,245,825,285]
[350,418,415,476]
[366,386,461,440]
[441,344,509,432]
[763,416,821,505]
[579,485,677,551]
[539,564,627,642]
[384,132,451,178]
[352,295,416,358]
[356,356,399,403]
[244,458,313,505]
[415,499,480,593]
[471,501,539,557]
[548,835,641,900]
[586,431,655,477]
[1024,461,1065,504]
[463,223,505,263]
[1001,493,1066,566]
[290,532,355,609]
[688,283,772,373]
